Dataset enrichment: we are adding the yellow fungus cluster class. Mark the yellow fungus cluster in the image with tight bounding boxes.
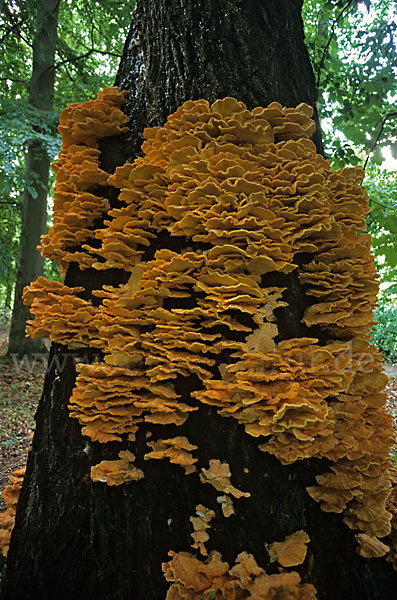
[355,533,389,559]
[68,362,194,443]
[84,98,329,275]
[23,277,100,348]
[162,549,317,599]
[196,338,352,463]
[39,87,129,274]
[305,341,394,538]
[190,505,216,556]
[23,92,395,545]
[386,467,397,569]
[199,460,250,500]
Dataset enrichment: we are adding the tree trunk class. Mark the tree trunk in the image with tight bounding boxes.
[2,1,396,599]
[7,0,60,358]
[4,281,12,310]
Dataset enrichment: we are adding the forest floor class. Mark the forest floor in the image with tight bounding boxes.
[0,329,396,510]
[0,330,45,509]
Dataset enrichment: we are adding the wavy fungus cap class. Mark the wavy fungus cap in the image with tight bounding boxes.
[90,450,144,485]
[266,530,310,567]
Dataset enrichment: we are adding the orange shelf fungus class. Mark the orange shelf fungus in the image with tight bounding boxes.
[39,87,129,274]
[68,362,195,443]
[0,467,25,557]
[266,530,310,567]
[385,466,397,570]
[305,341,394,538]
[24,87,394,546]
[190,505,216,556]
[216,495,235,518]
[195,337,353,465]
[355,534,389,559]
[23,277,100,348]
[58,87,129,147]
[162,549,318,599]
[199,460,250,499]
[90,450,144,486]
[144,436,198,474]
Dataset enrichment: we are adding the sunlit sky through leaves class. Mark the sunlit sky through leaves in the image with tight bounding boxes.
[308,0,397,170]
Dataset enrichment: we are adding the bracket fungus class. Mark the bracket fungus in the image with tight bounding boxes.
[21,90,395,563]
[385,466,397,570]
[68,362,193,444]
[0,468,25,557]
[355,534,389,559]
[190,505,216,556]
[90,450,144,486]
[216,495,235,518]
[23,277,100,348]
[199,460,250,500]
[144,436,198,474]
[266,530,310,568]
[162,548,318,599]
[39,87,129,274]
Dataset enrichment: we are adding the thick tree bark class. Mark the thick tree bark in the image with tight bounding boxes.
[7,0,60,358]
[2,1,396,599]
[115,0,323,156]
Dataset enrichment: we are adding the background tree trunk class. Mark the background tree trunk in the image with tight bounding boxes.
[2,1,396,599]
[7,0,60,358]
[4,282,12,310]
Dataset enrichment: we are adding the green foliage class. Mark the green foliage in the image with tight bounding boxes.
[303,0,397,169]
[372,296,397,361]
[365,167,397,285]
[0,203,20,298]
[43,257,61,283]
[0,306,12,329]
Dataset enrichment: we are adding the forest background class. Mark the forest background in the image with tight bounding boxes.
[0,0,396,361]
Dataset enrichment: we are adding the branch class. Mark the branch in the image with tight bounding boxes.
[369,197,397,211]
[367,211,397,235]
[0,199,20,206]
[316,0,356,88]
[61,60,77,84]
[0,76,28,84]
[54,46,121,70]
[54,48,95,69]
[363,112,397,171]
[88,48,122,58]
[0,21,24,44]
